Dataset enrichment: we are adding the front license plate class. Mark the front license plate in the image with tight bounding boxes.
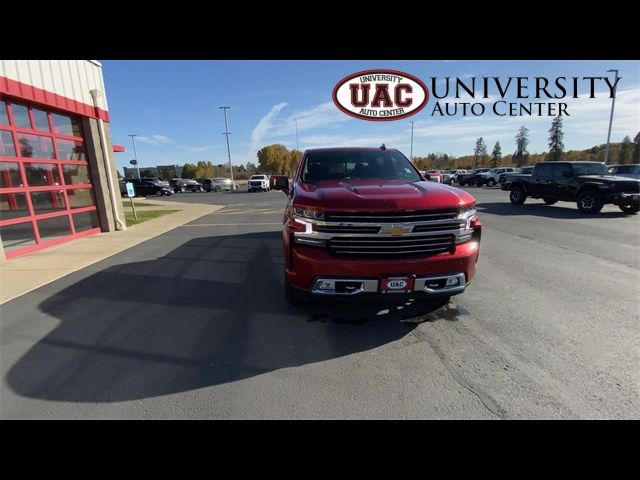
[380,276,415,294]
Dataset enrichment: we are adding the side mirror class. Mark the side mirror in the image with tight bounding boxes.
[270,175,289,193]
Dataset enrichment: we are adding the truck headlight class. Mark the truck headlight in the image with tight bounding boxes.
[458,206,478,230]
[293,208,325,221]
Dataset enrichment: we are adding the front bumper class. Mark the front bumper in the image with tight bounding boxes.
[286,240,479,296]
[609,192,640,206]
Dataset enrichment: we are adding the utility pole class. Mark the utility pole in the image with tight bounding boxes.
[219,106,234,187]
[410,121,414,160]
[128,134,140,178]
[295,118,300,151]
[603,69,619,165]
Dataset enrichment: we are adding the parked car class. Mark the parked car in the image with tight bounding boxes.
[445,169,470,185]
[248,174,270,192]
[269,146,482,304]
[457,168,490,186]
[170,178,203,193]
[201,177,239,192]
[126,178,174,197]
[499,166,534,186]
[607,164,640,180]
[476,167,517,187]
[507,161,640,214]
[420,170,443,182]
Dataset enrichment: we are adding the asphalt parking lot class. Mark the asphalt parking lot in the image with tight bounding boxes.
[1,186,638,419]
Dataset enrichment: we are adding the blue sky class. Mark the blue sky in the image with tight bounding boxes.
[102,60,640,171]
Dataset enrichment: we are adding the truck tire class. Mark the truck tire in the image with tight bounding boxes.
[215,185,221,192]
[619,204,639,214]
[180,186,186,193]
[510,185,526,204]
[155,190,163,197]
[577,190,604,213]
[486,178,496,187]
[458,181,466,186]
[543,198,558,205]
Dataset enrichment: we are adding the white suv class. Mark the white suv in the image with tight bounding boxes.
[248,174,270,192]
[476,167,516,187]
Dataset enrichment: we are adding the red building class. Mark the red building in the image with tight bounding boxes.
[0,60,126,262]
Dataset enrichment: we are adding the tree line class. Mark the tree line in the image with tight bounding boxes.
[414,117,640,170]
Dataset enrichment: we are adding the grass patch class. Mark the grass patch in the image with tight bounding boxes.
[125,209,180,226]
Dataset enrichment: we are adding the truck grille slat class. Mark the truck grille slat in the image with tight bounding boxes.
[331,237,452,245]
[326,209,458,223]
[329,234,455,256]
[313,225,380,234]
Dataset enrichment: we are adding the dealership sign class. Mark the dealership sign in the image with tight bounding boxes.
[332,69,429,121]
[333,70,621,120]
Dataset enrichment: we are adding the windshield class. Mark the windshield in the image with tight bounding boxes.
[572,163,608,176]
[301,150,421,183]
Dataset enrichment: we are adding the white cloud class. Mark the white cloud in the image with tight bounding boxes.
[138,134,174,145]
[249,101,351,154]
[250,102,288,153]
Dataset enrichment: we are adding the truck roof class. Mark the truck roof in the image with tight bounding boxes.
[304,147,398,153]
[537,161,604,165]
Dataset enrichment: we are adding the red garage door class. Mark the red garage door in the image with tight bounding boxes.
[0,96,100,260]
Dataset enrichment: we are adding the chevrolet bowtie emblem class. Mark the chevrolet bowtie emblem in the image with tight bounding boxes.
[383,225,413,236]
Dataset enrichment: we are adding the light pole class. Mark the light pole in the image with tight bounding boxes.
[295,118,300,151]
[603,69,619,165]
[128,134,140,178]
[219,106,234,187]
[409,121,414,160]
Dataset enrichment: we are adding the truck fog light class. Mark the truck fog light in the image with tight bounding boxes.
[445,277,459,287]
[317,280,335,291]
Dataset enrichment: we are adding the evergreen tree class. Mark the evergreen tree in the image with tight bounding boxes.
[514,126,529,167]
[617,136,632,164]
[634,132,640,163]
[473,137,487,168]
[546,115,564,161]
[491,142,502,167]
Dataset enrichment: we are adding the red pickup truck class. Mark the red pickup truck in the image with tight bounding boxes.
[270,146,482,304]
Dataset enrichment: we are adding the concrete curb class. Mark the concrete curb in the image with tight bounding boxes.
[0,201,224,305]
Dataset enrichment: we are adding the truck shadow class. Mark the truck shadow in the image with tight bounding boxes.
[476,201,630,219]
[5,231,460,403]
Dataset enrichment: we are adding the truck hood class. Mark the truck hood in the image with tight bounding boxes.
[293,179,475,210]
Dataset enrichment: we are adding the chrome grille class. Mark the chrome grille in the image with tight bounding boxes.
[328,234,455,256]
[313,225,380,234]
[616,181,640,193]
[413,221,465,233]
[325,209,458,223]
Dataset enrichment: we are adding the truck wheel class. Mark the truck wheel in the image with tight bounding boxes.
[619,204,639,214]
[155,190,163,197]
[180,186,186,193]
[577,191,604,213]
[458,181,466,187]
[215,186,221,192]
[543,198,557,205]
[448,178,455,185]
[510,186,526,204]
[486,178,496,187]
